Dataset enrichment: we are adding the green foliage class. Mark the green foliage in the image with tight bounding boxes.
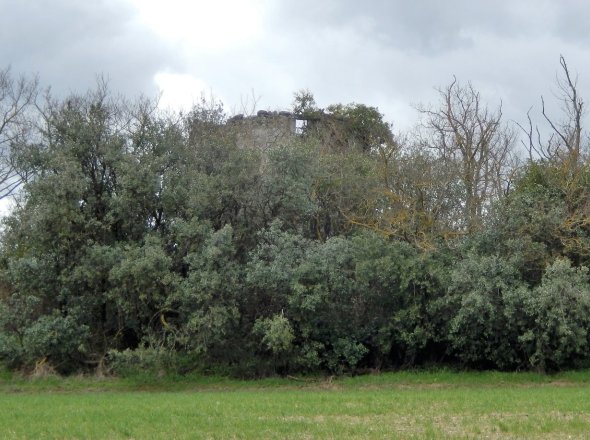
[0,298,88,372]
[292,89,318,116]
[253,313,295,354]
[246,228,450,373]
[107,346,188,377]
[108,237,177,342]
[448,254,525,369]
[515,259,590,371]
[167,225,245,365]
[448,251,590,371]
[325,103,394,152]
[22,313,89,369]
[3,78,590,377]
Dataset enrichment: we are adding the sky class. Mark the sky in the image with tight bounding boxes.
[1,0,590,134]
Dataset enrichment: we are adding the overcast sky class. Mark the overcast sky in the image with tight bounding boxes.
[2,0,590,132]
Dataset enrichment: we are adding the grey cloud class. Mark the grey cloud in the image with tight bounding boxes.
[256,0,590,130]
[0,0,180,97]
[269,0,554,55]
[3,0,589,139]
[301,1,590,57]
[554,1,590,44]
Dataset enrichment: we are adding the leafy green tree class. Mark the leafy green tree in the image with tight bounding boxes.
[0,85,186,371]
[476,161,590,284]
[324,103,394,153]
[309,149,378,240]
[247,227,450,373]
[108,237,177,347]
[448,254,525,369]
[166,225,245,366]
[509,259,590,371]
[292,89,318,117]
[6,70,590,377]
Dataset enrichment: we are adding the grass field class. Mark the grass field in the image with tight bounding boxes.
[2,370,590,439]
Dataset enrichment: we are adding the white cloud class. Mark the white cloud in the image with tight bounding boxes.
[127,0,267,53]
[154,72,212,112]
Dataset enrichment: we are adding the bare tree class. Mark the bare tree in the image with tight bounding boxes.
[0,66,38,198]
[418,78,514,233]
[518,56,585,169]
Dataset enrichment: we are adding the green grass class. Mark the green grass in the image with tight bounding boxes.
[2,370,590,439]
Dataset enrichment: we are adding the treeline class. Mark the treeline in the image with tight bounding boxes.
[1,58,590,376]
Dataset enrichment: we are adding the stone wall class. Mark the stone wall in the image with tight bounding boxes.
[228,110,298,151]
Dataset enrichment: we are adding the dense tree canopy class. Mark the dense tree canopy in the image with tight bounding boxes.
[1,58,590,376]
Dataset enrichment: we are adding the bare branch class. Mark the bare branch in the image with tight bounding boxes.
[0,66,39,199]
[417,77,513,232]
[537,56,585,168]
